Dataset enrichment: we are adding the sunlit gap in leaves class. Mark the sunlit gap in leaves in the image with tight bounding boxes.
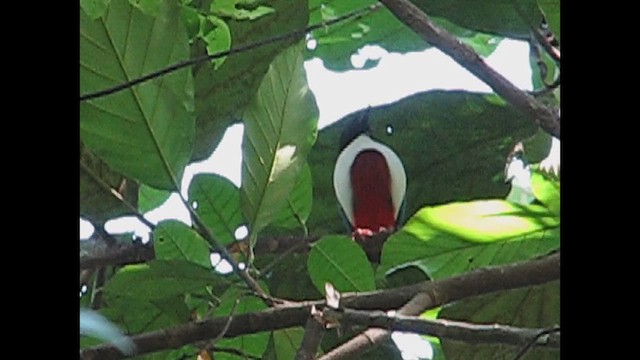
[80,218,95,240]
[80,284,88,298]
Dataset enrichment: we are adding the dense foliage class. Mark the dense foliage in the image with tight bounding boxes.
[80,0,560,359]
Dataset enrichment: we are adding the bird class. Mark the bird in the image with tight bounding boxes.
[333,108,407,241]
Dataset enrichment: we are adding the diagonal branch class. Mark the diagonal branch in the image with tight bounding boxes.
[379,0,560,138]
[80,252,559,360]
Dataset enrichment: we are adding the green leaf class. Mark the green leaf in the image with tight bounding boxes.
[153,220,212,267]
[81,0,111,19]
[241,42,319,244]
[138,184,171,213]
[213,284,270,359]
[273,328,305,359]
[100,295,191,335]
[307,235,375,294]
[531,167,560,215]
[537,0,560,41]
[379,200,560,279]
[80,0,194,190]
[271,162,313,230]
[203,15,231,70]
[440,281,559,360]
[188,174,244,246]
[80,143,138,225]
[104,260,223,301]
[306,91,539,236]
[191,0,308,161]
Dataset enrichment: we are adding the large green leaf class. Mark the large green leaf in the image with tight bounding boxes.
[307,235,375,294]
[378,200,560,279]
[440,281,560,360]
[213,284,271,359]
[100,295,191,335]
[104,260,224,301]
[188,173,244,246]
[153,220,212,268]
[80,143,138,225]
[306,91,539,236]
[241,43,319,244]
[191,0,309,161]
[80,0,194,190]
[271,162,313,230]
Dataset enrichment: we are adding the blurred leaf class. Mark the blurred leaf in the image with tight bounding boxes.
[80,144,138,225]
[379,200,560,279]
[81,0,111,19]
[440,281,560,360]
[191,0,308,161]
[531,167,560,215]
[522,128,553,164]
[307,235,375,294]
[138,184,171,213]
[213,284,270,359]
[80,308,136,355]
[105,260,224,301]
[273,328,305,359]
[188,174,244,246]
[153,220,212,267]
[307,91,539,236]
[80,0,194,190]
[271,163,313,230]
[241,42,319,244]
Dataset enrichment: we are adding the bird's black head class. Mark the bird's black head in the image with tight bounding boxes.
[339,107,371,151]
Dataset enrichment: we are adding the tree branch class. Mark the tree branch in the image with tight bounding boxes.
[324,308,560,348]
[317,252,560,359]
[80,252,559,360]
[378,0,560,138]
[295,310,327,360]
[80,241,155,270]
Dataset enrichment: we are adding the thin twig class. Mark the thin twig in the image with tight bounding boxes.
[180,194,269,301]
[530,26,561,63]
[378,0,560,138]
[512,326,561,360]
[90,267,106,310]
[80,3,382,101]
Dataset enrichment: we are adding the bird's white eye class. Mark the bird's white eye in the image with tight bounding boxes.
[386,125,394,135]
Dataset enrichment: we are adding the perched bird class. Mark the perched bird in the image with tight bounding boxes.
[333,108,407,240]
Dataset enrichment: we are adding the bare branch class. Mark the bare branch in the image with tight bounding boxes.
[379,0,560,138]
[317,252,560,359]
[324,308,560,348]
[80,253,559,360]
[295,309,326,360]
[80,241,155,270]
